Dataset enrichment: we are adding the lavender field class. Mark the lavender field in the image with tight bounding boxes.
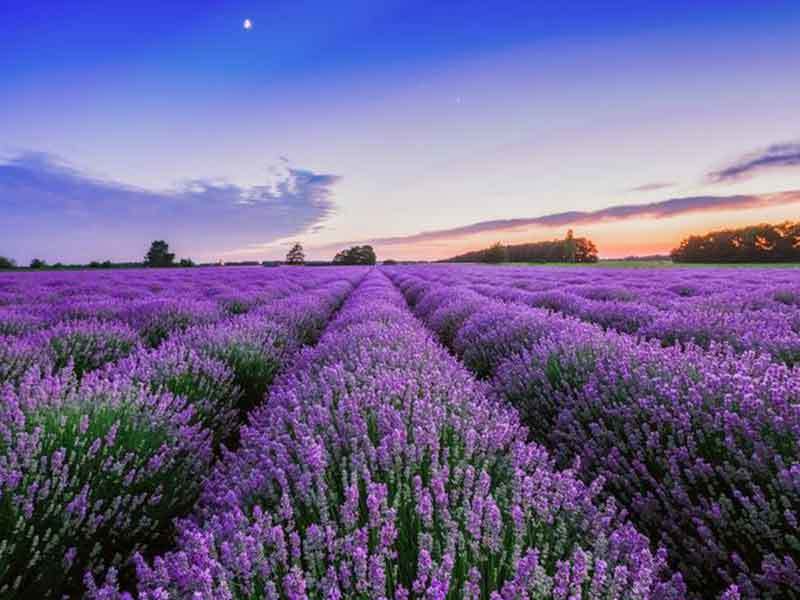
[0,265,798,599]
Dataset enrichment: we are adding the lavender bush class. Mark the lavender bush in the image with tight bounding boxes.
[2,264,797,599]
[88,341,242,446]
[114,272,683,599]
[0,372,211,598]
[29,319,140,379]
[386,267,800,599]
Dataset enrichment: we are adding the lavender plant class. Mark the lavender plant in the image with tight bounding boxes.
[29,319,140,379]
[115,272,683,599]
[0,372,211,598]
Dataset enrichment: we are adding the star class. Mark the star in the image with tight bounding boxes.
[243,19,253,30]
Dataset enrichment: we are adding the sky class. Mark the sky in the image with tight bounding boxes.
[2,0,800,263]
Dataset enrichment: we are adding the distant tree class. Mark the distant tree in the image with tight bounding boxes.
[383,259,398,265]
[672,221,800,262]
[575,238,599,263]
[484,242,509,263]
[53,262,65,269]
[0,256,16,269]
[448,232,598,264]
[565,229,577,262]
[179,258,195,267]
[333,245,377,265]
[89,261,102,268]
[144,240,175,267]
[102,260,113,268]
[29,258,47,269]
[285,242,306,265]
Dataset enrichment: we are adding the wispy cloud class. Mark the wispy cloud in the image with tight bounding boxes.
[315,190,800,250]
[708,141,800,182]
[628,181,674,192]
[0,152,339,263]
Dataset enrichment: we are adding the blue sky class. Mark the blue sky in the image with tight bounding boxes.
[2,1,800,262]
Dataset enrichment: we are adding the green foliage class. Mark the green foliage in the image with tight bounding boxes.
[178,258,195,267]
[29,258,46,269]
[484,241,508,263]
[47,329,138,379]
[449,231,598,263]
[0,257,15,269]
[285,242,305,265]
[214,343,282,412]
[671,221,800,262]
[144,240,175,267]
[332,244,377,265]
[0,398,205,598]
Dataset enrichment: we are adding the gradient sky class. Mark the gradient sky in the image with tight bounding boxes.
[2,1,800,263]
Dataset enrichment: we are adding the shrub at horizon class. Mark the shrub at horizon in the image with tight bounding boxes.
[143,240,175,268]
[332,244,377,265]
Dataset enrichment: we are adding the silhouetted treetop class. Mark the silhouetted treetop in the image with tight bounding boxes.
[671,221,800,262]
[285,242,306,265]
[333,245,377,265]
[144,240,175,267]
[448,232,598,264]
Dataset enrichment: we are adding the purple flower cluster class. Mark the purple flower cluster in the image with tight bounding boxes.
[29,318,141,379]
[0,267,365,597]
[109,271,682,599]
[0,370,212,598]
[386,266,800,599]
[399,265,800,366]
[3,263,796,599]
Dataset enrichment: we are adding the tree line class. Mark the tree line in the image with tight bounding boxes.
[447,230,599,264]
[0,241,195,270]
[671,221,800,263]
[284,243,377,266]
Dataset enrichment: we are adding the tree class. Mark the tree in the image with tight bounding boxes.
[29,258,47,269]
[448,231,598,263]
[285,242,305,265]
[0,256,16,269]
[333,245,377,265]
[565,229,577,262]
[484,242,508,263]
[144,240,175,267]
[574,238,599,263]
[383,259,398,265]
[671,221,800,263]
[179,258,195,267]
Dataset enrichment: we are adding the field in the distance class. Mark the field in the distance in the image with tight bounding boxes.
[0,264,798,599]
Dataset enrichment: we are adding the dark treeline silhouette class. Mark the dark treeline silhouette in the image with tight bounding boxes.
[671,221,800,262]
[448,230,598,264]
[333,245,377,265]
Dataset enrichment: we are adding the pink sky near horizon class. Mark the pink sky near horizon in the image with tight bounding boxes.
[306,200,800,261]
[3,3,800,264]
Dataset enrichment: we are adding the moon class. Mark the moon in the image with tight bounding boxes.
[243,19,252,30]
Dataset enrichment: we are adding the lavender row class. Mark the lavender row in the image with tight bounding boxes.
[97,270,685,599]
[0,272,361,598]
[386,269,800,598]
[0,268,360,348]
[0,270,366,389]
[398,265,800,366]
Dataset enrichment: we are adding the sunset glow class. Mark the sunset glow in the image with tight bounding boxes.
[2,2,800,263]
